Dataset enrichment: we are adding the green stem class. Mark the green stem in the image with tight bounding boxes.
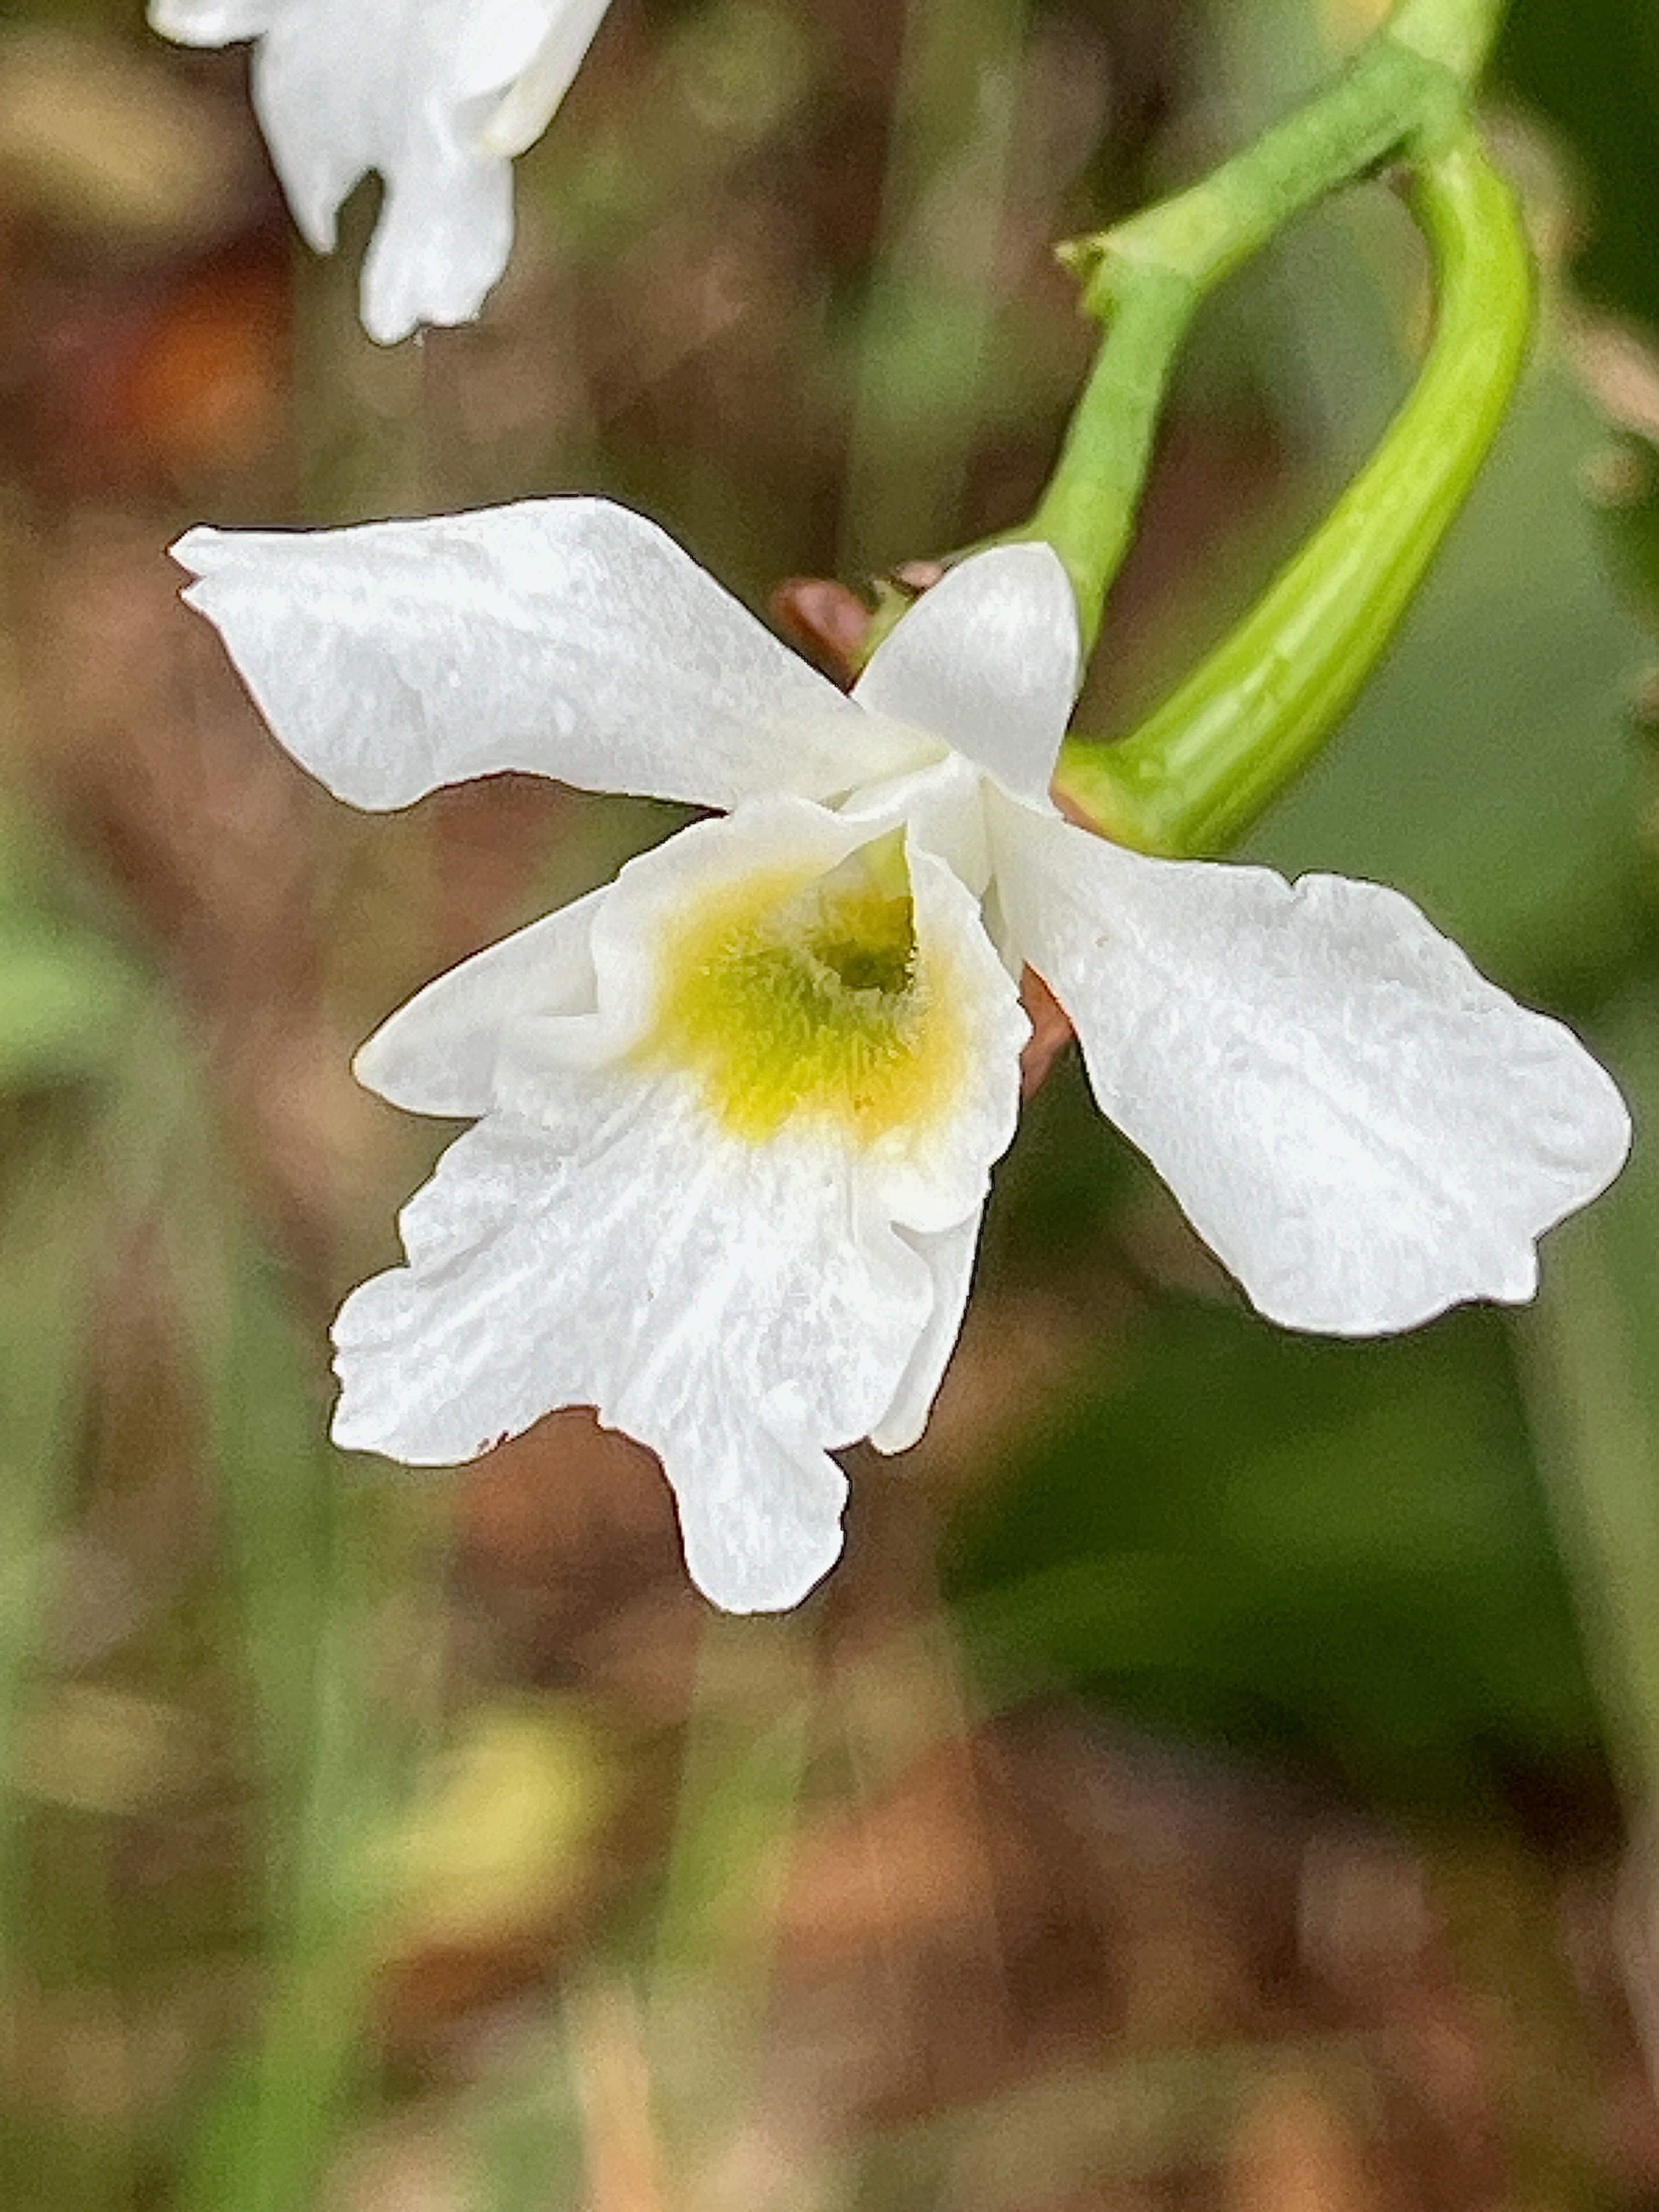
[1022,3,1494,647]
[1053,131,1532,853]
[1389,0,1508,83]
[1020,262,1197,652]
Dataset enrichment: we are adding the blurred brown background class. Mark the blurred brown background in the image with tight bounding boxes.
[2,0,1659,2206]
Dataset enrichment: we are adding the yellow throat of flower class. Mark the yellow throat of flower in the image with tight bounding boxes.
[642,840,966,1145]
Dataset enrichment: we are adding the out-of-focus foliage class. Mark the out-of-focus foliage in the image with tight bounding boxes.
[1499,0,1659,330]
[0,807,140,1087]
[954,1300,1598,1803]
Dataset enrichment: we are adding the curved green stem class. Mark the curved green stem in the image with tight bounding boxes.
[1019,1,1503,647]
[1389,0,1508,83]
[1053,132,1532,854]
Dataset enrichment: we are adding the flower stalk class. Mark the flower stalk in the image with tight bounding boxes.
[992,0,1526,856]
[1024,15,1491,636]
[1389,0,1509,84]
[1054,129,1532,854]
[1029,40,1452,639]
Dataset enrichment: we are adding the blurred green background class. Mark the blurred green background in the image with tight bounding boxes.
[0,0,1657,2205]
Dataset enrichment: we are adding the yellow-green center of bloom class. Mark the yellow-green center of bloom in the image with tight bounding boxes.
[644,843,966,1144]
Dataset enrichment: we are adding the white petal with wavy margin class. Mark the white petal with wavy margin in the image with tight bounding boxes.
[336,792,1027,1603]
[172,501,918,814]
[331,1094,932,1611]
[995,799,1632,1334]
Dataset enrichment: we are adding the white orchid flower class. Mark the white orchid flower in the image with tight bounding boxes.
[170,499,1630,1612]
[149,0,611,345]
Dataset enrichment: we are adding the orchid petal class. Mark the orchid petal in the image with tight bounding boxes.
[332,1098,933,1612]
[172,501,917,814]
[355,134,515,346]
[870,847,1026,1231]
[853,545,1079,809]
[353,887,605,1117]
[242,2,383,251]
[337,791,1025,1604]
[561,797,1028,1230]
[868,1212,984,1454]
[356,803,883,1125]
[148,0,275,41]
[996,802,1632,1334]
[248,1,566,335]
[153,0,603,339]
[481,0,612,155]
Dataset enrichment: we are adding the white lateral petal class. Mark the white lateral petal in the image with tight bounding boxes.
[358,132,515,344]
[332,1090,936,1612]
[353,885,605,1116]
[995,803,1632,1335]
[172,500,916,814]
[481,0,613,156]
[246,1,407,252]
[868,1211,984,1454]
[149,0,275,42]
[455,0,576,97]
[853,544,1080,809]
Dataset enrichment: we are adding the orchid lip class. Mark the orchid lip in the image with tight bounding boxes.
[637,837,969,1148]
